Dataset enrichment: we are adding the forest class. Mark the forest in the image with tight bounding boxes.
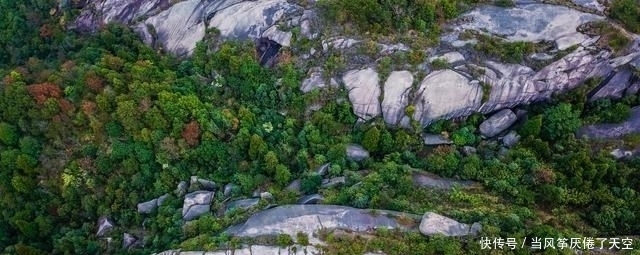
[1,0,640,254]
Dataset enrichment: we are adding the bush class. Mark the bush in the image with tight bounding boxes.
[300,174,323,194]
[541,103,581,140]
[610,0,640,33]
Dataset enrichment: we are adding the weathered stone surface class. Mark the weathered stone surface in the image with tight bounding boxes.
[479,109,517,137]
[156,245,320,255]
[182,191,213,221]
[176,181,188,197]
[286,179,301,192]
[225,198,260,214]
[343,68,381,121]
[382,71,414,125]
[260,192,274,200]
[97,216,114,237]
[346,144,370,162]
[225,205,420,244]
[462,146,477,156]
[630,56,640,71]
[322,37,361,51]
[412,172,474,190]
[419,212,480,236]
[413,70,482,125]
[73,0,171,32]
[123,233,138,249]
[321,176,346,188]
[297,194,324,204]
[224,183,239,198]
[589,70,634,101]
[459,4,602,50]
[627,81,640,96]
[300,71,338,93]
[429,52,465,64]
[315,163,331,176]
[502,131,521,148]
[137,198,159,214]
[209,0,299,40]
[573,0,605,12]
[578,107,640,139]
[262,26,292,47]
[190,176,216,191]
[422,134,453,145]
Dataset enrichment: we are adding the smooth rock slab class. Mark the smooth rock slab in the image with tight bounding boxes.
[419,212,480,237]
[225,205,420,244]
[413,70,482,125]
[182,191,213,221]
[346,144,370,162]
[578,107,640,139]
[479,109,517,137]
[382,71,414,125]
[343,68,381,121]
[459,4,602,50]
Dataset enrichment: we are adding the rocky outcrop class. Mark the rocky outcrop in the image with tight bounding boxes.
[97,216,115,237]
[346,144,370,162]
[315,163,331,176]
[297,194,324,204]
[137,194,168,214]
[479,109,517,137]
[382,71,413,125]
[502,131,521,148]
[182,191,213,221]
[300,71,338,93]
[223,183,239,198]
[412,172,474,190]
[458,4,602,50]
[225,205,420,244]
[321,176,346,188]
[429,52,465,64]
[154,245,320,255]
[419,212,481,237]
[589,69,635,101]
[343,68,381,121]
[413,70,482,124]
[422,134,453,145]
[225,198,260,214]
[189,176,216,191]
[122,233,139,249]
[578,106,640,139]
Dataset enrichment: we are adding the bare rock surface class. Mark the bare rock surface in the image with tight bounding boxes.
[343,68,381,121]
[382,71,414,125]
[182,191,213,221]
[419,212,481,237]
[346,144,370,162]
[578,107,640,139]
[479,109,517,137]
[97,216,115,237]
[225,205,420,244]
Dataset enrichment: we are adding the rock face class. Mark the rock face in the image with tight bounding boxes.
[97,216,115,237]
[182,191,213,221]
[75,0,299,56]
[315,163,331,176]
[419,212,480,237]
[413,70,482,125]
[479,109,518,137]
[123,233,138,249]
[300,71,338,93]
[154,245,320,255]
[412,172,474,190]
[343,68,381,121]
[346,144,370,162]
[137,194,168,214]
[578,107,640,139]
[459,4,602,50]
[382,71,414,125]
[225,205,419,244]
[589,70,635,101]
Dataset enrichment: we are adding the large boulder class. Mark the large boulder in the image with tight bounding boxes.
[459,4,602,50]
[97,216,114,237]
[589,70,635,101]
[382,71,414,125]
[412,70,482,125]
[419,212,481,237]
[182,191,214,221]
[346,144,370,162]
[190,176,216,191]
[137,194,169,214]
[343,68,381,121]
[479,109,517,137]
[225,205,420,244]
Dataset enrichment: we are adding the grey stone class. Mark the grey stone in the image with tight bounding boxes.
[573,0,606,12]
[343,68,381,121]
[225,198,260,214]
[469,222,483,235]
[262,26,292,47]
[479,109,517,138]
[462,146,477,156]
[260,192,274,200]
[190,176,216,191]
[502,131,521,148]
[321,176,346,188]
[176,181,188,197]
[137,198,159,214]
[412,172,473,190]
[610,149,634,160]
[382,71,414,125]
[122,233,137,249]
[300,71,338,93]
[315,163,331,176]
[530,53,555,61]
[225,205,420,244]
[224,183,239,198]
[590,70,634,101]
[297,194,324,204]
[286,179,301,192]
[322,37,361,51]
[412,70,482,125]
[97,216,114,237]
[346,144,370,162]
[73,0,172,33]
[422,134,453,145]
[428,52,465,64]
[578,107,640,139]
[630,56,640,71]
[157,194,169,206]
[627,81,640,96]
[459,4,603,50]
[182,191,214,221]
[156,245,320,255]
[419,212,479,237]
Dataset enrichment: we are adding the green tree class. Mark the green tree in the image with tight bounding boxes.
[0,122,18,145]
[541,103,581,140]
[362,126,381,152]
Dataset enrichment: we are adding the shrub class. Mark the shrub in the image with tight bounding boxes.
[610,0,640,33]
